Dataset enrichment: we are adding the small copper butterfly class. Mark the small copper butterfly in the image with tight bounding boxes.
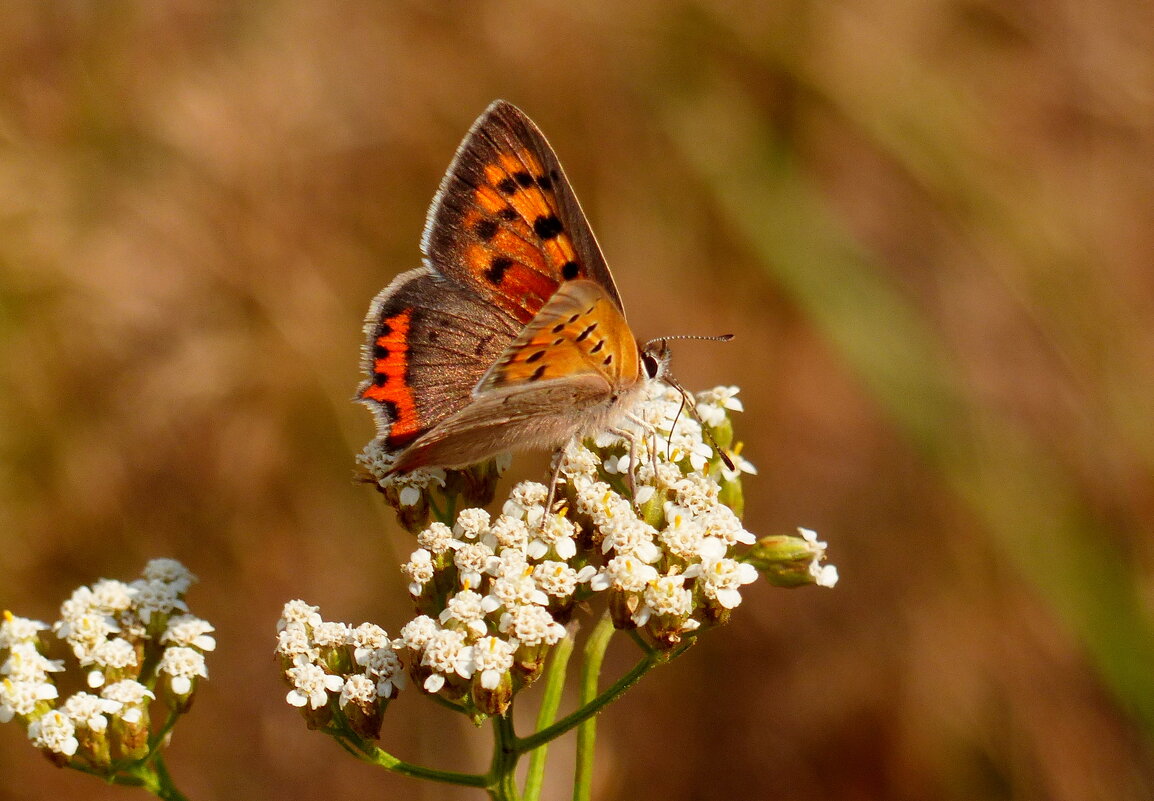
[357,100,672,474]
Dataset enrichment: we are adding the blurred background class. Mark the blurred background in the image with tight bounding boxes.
[3,1,1154,799]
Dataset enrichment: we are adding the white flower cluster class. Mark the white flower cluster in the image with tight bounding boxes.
[0,559,213,765]
[400,386,765,713]
[275,600,407,738]
[291,385,835,725]
[394,491,577,713]
[357,444,448,508]
[358,447,513,510]
[561,385,761,636]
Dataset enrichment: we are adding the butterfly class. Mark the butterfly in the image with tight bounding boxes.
[357,100,672,474]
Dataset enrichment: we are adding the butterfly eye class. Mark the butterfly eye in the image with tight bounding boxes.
[642,353,661,379]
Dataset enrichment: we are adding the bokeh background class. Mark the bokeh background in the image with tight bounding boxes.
[3,1,1154,799]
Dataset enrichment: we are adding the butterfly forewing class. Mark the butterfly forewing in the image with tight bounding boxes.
[479,279,641,393]
[421,101,623,326]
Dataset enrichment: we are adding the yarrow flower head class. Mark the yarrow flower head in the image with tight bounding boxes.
[320,384,837,723]
[274,601,406,738]
[1,560,211,773]
[357,443,509,533]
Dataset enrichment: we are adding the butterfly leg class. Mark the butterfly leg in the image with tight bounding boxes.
[544,447,566,520]
[608,426,644,506]
[622,411,662,479]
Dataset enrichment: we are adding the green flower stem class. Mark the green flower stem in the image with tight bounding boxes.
[523,633,577,801]
[574,615,616,801]
[428,690,468,714]
[148,710,181,750]
[427,492,451,526]
[488,710,521,801]
[112,755,189,801]
[335,733,489,788]
[444,491,460,524]
[516,632,660,754]
[320,621,690,798]
[148,754,187,801]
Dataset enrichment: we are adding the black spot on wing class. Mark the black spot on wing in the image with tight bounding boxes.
[530,364,547,381]
[533,214,564,240]
[525,350,546,363]
[486,256,514,284]
[576,323,597,342]
[561,260,580,280]
[496,177,517,195]
[514,171,534,188]
[475,218,499,241]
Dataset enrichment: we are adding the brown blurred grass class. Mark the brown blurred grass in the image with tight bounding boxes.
[3,1,1154,799]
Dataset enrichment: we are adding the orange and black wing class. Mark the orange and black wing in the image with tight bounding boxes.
[357,266,518,452]
[479,279,640,393]
[360,101,625,463]
[421,100,623,327]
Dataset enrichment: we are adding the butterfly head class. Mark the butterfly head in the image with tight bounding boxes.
[640,338,673,383]
[641,333,732,385]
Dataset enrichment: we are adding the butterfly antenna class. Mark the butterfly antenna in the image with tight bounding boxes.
[666,389,688,464]
[662,372,736,472]
[644,333,734,348]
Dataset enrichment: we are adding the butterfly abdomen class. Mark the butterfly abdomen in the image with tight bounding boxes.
[388,374,651,473]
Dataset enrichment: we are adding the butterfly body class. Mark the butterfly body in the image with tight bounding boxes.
[358,101,664,473]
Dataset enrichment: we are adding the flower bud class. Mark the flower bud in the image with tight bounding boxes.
[396,497,433,535]
[607,590,641,630]
[716,475,744,519]
[74,725,112,770]
[101,681,155,762]
[745,529,838,588]
[339,674,386,740]
[471,669,513,717]
[511,643,548,684]
[108,706,150,762]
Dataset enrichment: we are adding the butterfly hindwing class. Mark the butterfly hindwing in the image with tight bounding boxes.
[421,100,623,327]
[388,375,614,473]
[358,266,519,450]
